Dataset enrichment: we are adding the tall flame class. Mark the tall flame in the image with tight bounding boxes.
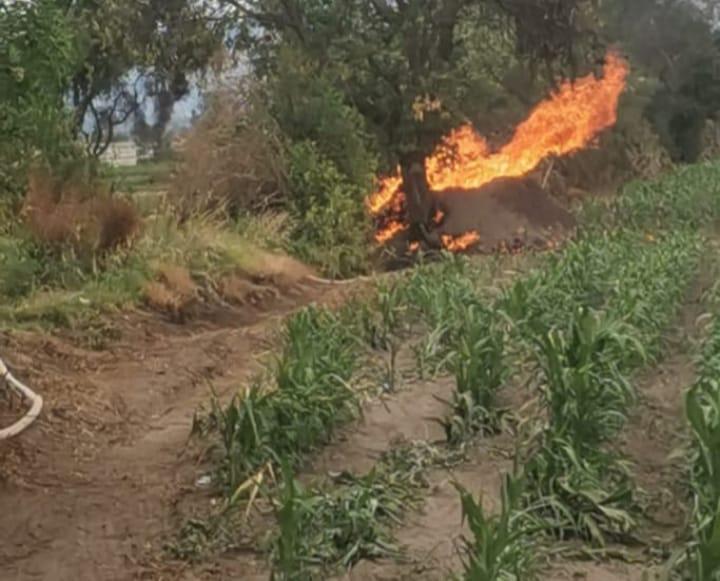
[368,51,629,246]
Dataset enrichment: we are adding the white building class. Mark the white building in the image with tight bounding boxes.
[100,141,138,167]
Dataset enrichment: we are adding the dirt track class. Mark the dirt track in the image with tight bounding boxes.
[0,279,343,581]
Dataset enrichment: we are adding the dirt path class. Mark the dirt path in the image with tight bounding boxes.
[0,280,340,581]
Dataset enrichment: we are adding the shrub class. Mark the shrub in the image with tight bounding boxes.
[22,168,141,259]
[269,48,378,192]
[0,1,79,202]
[287,141,372,278]
[171,84,289,219]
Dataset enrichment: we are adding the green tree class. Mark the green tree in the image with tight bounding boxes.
[602,0,720,162]
[226,0,603,240]
[0,0,79,200]
[62,0,224,155]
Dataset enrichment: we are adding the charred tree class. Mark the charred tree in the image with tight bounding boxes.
[400,153,438,244]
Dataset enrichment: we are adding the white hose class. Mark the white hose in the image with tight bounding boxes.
[0,357,43,440]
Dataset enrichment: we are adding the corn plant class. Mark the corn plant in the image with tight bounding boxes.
[442,306,508,444]
[523,309,640,543]
[533,309,640,448]
[271,456,427,578]
[454,473,538,581]
[214,306,362,491]
[685,385,720,580]
[681,314,720,580]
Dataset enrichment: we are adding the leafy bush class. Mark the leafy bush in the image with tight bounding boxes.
[287,141,372,278]
[0,1,79,201]
[269,49,378,193]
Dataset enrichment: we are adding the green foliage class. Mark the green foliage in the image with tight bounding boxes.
[271,467,410,579]
[270,50,378,191]
[610,162,720,231]
[0,1,79,198]
[454,474,537,581]
[682,314,720,579]
[67,0,222,154]
[271,441,461,579]
[602,0,720,162]
[213,306,362,491]
[231,0,600,184]
[533,310,638,448]
[524,311,640,544]
[286,141,372,278]
[443,306,508,444]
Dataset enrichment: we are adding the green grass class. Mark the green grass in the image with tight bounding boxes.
[104,159,175,192]
[0,213,270,328]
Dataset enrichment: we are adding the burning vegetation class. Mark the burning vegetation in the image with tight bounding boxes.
[368,52,630,251]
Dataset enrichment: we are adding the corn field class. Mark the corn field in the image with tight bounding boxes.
[180,161,720,579]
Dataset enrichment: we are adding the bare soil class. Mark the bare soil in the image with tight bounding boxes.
[437,177,575,251]
[0,275,349,581]
[0,247,706,581]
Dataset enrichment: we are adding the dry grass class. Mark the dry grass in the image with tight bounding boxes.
[23,168,141,257]
[172,85,289,220]
[143,264,198,322]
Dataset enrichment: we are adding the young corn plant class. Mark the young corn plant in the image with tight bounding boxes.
[214,305,362,491]
[681,315,720,580]
[442,306,508,445]
[454,473,539,581]
[270,457,425,578]
[685,384,720,581]
[524,309,641,544]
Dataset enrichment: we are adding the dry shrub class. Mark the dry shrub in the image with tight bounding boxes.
[23,168,141,256]
[143,264,198,322]
[172,84,288,219]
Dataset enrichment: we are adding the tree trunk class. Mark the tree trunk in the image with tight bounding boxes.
[400,153,438,245]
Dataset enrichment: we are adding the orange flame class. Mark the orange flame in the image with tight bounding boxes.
[427,53,628,192]
[375,220,408,243]
[441,231,480,252]
[367,52,629,249]
[366,175,402,215]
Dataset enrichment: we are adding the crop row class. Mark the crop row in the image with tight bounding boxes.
[194,161,720,578]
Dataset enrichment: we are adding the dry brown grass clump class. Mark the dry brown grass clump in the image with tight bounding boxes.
[23,168,141,256]
[172,85,289,220]
[143,264,198,322]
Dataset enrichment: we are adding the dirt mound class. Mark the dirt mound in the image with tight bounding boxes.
[436,176,575,249]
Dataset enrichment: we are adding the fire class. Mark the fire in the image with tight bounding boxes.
[366,175,402,214]
[375,220,408,243]
[441,231,480,252]
[368,51,629,248]
[427,53,628,192]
